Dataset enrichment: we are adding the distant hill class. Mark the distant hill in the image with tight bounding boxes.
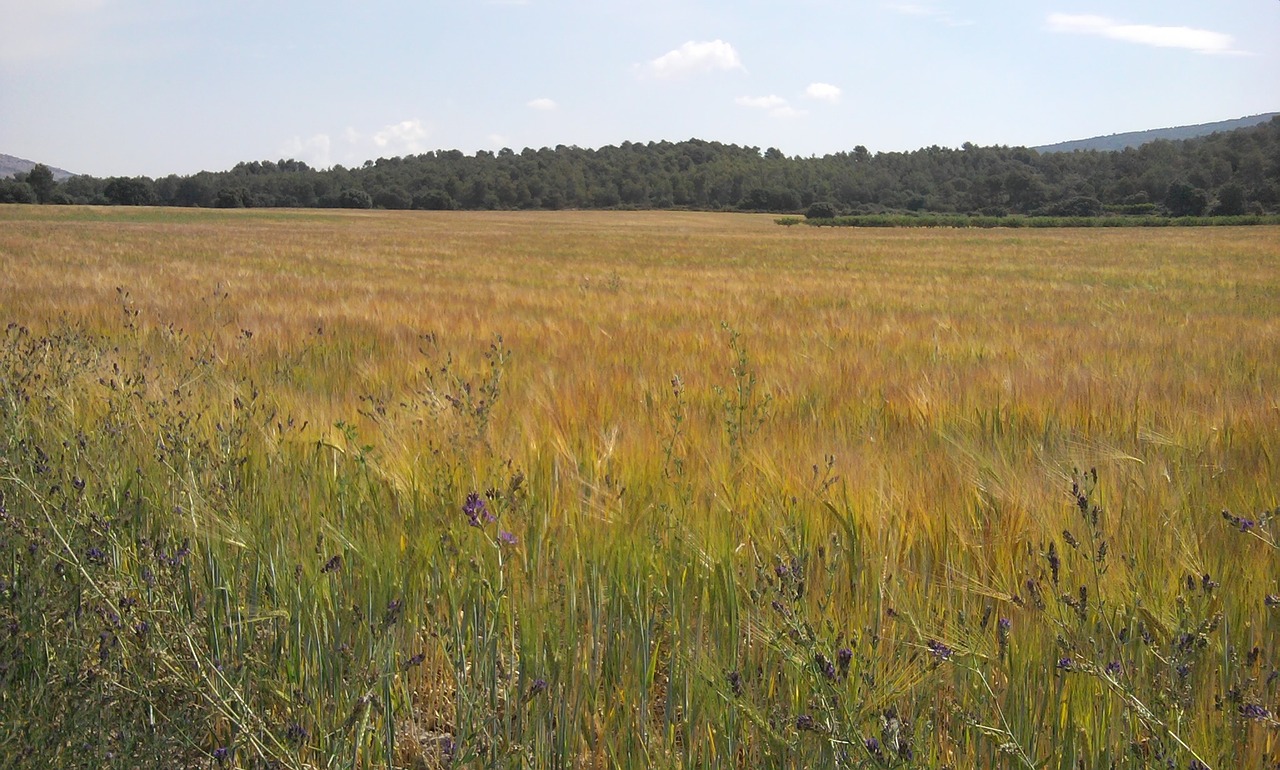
[0,154,76,181]
[1035,113,1279,154]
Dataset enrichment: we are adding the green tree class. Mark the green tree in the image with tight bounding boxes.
[103,177,155,206]
[412,190,457,210]
[1211,182,1246,216]
[26,164,56,203]
[1164,181,1208,217]
[0,179,37,204]
[805,201,839,219]
[337,188,373,209]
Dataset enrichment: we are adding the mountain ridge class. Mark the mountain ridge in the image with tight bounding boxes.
[0,153,76,181]
[1035,113,1279,154]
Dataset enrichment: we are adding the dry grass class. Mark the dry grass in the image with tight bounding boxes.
[1,205,1277,768]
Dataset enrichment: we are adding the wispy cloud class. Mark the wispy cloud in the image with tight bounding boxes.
[526,97,557,111]
[884,3,972,27]
[1047,13,1243,55]
[280,133,333,168]
[735,95,787,109]
[768,105,808,119]
[736,95,806,119]
[804,83,842,104]
[372,119,430,155]
[289,119,430,167]
[643,40,744,79]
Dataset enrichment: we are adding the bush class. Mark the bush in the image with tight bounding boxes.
[412,189,457,211]
[805,201,839,219]
[0,180,36,204]
[337,188,374,209]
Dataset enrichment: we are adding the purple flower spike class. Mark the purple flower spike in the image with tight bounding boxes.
[463,492,490,527]
[498,530,518,545]
[1241,703,1271,720]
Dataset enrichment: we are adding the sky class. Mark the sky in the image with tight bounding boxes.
[1,0,1276,178]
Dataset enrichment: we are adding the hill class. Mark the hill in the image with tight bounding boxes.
[0,153,76,181]
[1035,113,1279,153]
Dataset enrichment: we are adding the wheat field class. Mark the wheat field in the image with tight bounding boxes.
[1,206,1277,768]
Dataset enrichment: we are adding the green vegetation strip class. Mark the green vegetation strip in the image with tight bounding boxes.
[782,214,1280,228]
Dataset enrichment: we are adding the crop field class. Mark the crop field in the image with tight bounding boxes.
[1,206,1278,769]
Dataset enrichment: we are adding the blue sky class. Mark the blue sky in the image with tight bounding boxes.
[1,1,1275,178]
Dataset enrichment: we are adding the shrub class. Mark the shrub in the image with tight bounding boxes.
[805,201,839,219]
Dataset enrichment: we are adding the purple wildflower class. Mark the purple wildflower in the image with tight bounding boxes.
[498,530,518,546]
[865,737,882,756]
[926,639,954,660]
[529,678,548,696]
[726,670,743,696]
[404,652,426,671]
[463,492,494,527]
[213,747,229,763]
[285,723,309,745]
[1265,595,1279,608]
[1241,703,1271,720]
[1105,661,1122,676]
[383,598,403,626]
[815,652,836,680]
[837,646,853,675]
[796,714,818,732]
[86,546,107,564]
[1056,657,1075,672]
[321,554,342,573]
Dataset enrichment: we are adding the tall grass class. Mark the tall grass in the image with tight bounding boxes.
[0,206,1277,768]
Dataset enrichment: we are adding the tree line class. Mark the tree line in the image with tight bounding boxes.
[3,117,1278,217]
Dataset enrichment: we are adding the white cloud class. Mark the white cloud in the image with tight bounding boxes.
[884,3,972,27]
[736,95,806,119]
[804,83,842,103]
[644,40,744,79]
[488,133,508,148]
[372,119,430,155]
[769,105,808,119]
[1047,13,1241,54]
[527,97,557,111]
[736,95,787,109]
[280,133,332,168]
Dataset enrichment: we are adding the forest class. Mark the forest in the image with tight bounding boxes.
[2,116,1278,217]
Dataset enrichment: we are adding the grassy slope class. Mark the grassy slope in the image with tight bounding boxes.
[0,206,1277,768]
